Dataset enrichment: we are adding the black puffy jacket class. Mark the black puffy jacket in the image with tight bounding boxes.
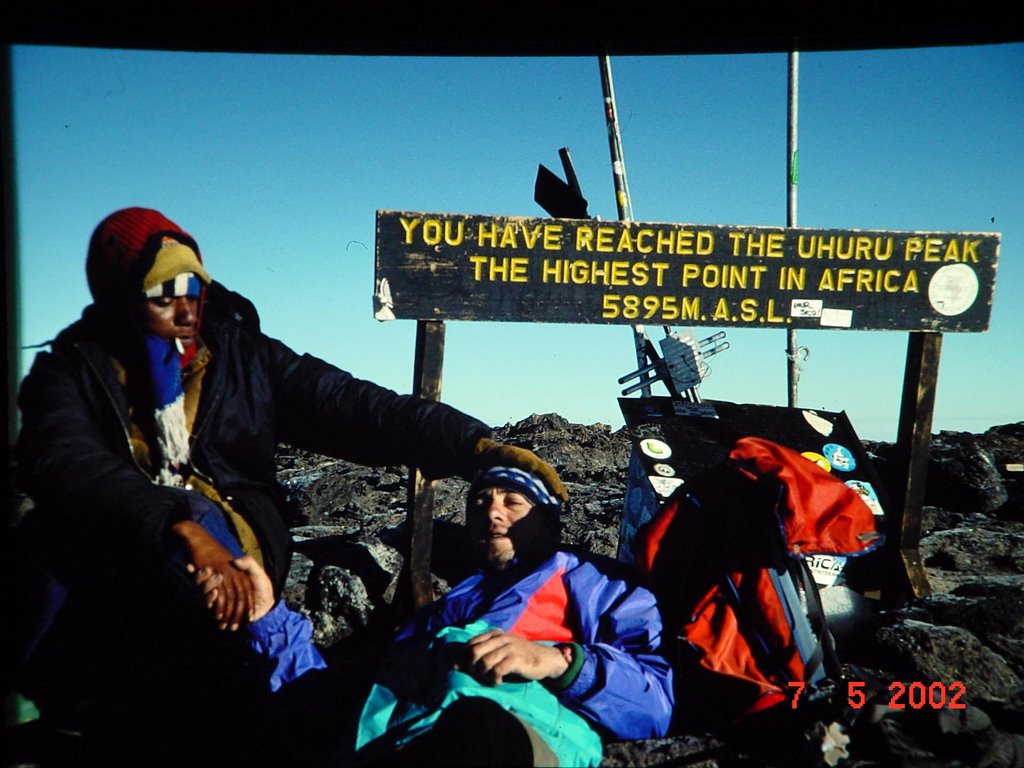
[16,283,490,591]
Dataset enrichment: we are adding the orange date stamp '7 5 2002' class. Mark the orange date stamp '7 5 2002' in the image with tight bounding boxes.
[788,680,967,710]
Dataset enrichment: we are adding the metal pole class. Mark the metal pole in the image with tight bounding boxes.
[598,53,651,396]
[785,51,801,407]
[3,48,19,461]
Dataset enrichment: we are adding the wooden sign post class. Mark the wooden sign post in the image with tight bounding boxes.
[378,210,1001,605]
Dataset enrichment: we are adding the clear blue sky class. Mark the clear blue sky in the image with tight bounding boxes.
[10,44,1024,441]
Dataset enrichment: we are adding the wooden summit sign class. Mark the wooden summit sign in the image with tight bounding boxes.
[375,210,999,332]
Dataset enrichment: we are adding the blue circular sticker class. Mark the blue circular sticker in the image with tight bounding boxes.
[822,443,856,472]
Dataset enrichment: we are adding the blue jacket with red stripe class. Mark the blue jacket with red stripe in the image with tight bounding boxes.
[397,550,675,740]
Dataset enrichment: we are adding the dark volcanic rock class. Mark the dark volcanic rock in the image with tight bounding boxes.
[928,432,1009,514]
[873,619,1021,702]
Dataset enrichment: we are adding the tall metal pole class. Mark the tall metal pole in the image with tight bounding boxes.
[599,53,651,396]
[3,48,19,458]
[786,51,801,407]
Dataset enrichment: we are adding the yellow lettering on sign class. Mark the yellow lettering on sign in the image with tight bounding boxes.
[596,227,616,253]
[729,232,784,258]
[499,225,519,249]
[904,236,980,263]
[469,254,487,281]
[616,229,635,253]
[539,259,670,287]
[576,226,595,252]
[961,239,980,262]
[521,224,543,249]
[478,222,499,248]
[740,298,759,322]
[924,237,944,261]
[817,268,920,293]
[421,219,465,246]
[636,229,654,253]
[602,294,702,321]
[543,224,562,251]
[680,296,701,320]
[679,263,767,290]
[467,255,528,282]
[656,230,675,254]
[798,235,894,260]
[779,266,806,290]
[400,217,421,244]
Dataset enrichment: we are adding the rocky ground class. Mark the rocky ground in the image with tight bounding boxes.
[278,414,1024,767]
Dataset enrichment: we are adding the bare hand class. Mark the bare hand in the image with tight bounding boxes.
[194,555,275,624]
[230,555,275,621]
[456,629,569,686]
[172,520,255,631]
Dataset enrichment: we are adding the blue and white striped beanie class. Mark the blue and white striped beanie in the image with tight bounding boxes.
[143,270,203,300]
[468,466,562,510]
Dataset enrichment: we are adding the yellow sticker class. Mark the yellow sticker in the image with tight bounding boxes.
[801,451,832,472]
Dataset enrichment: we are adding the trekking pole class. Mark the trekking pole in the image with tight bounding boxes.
[599,52,653,397]
[786,50,803,407]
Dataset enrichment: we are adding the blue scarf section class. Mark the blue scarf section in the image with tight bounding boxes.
[144,333,190,486]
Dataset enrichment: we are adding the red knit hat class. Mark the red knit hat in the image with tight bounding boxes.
[86,207,211,306]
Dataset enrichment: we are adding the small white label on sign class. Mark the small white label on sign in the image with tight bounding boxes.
[648,476,684,497]
[820,308,853,328]
[928,263,979,316]
[1007,464,1024,473]
[791,299,823,318]
[652,463,676,477]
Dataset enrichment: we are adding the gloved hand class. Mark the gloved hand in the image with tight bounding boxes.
[473,438,568,501]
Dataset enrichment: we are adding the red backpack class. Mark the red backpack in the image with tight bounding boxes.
[633,436,884,730]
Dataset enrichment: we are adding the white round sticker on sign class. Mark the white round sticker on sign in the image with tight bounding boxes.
[928,263,979,316]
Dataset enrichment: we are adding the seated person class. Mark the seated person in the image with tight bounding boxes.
[347,462,675,767]
[8,206,552,766]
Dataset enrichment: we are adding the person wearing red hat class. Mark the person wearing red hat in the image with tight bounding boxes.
[9,207,562,765]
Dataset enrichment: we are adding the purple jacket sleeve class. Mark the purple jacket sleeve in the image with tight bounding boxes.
[247,601,327,692]
[559,562,675,740]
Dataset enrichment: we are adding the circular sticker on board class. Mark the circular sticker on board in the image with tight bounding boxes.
[801,451,832,472]
[652,463,676,477]
[822,443,857,472]
[845,480,885,516]
[639,438,672,460]
[928,263,979,316]
[649,476,684,497]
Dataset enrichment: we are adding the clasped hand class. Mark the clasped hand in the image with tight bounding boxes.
[454,629,570,686]
[171,520,270,631]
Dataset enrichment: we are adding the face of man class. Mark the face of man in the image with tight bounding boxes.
[140,295,199,349]
[466,487,534,570]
